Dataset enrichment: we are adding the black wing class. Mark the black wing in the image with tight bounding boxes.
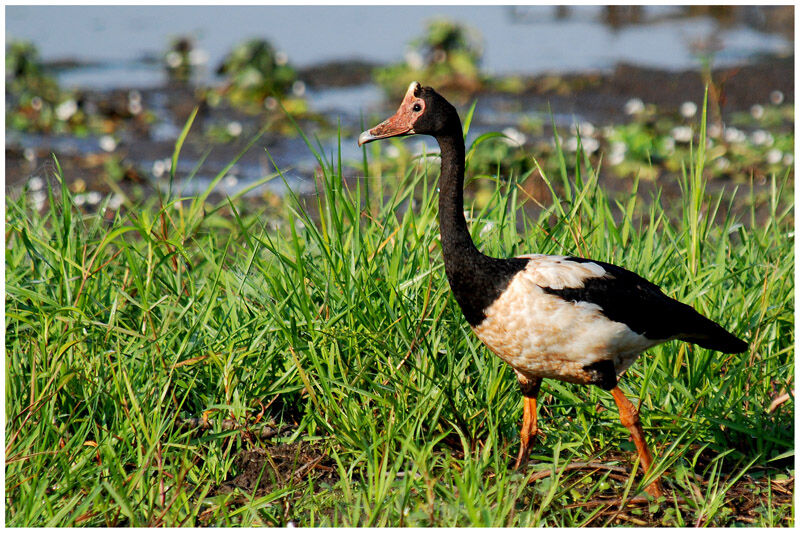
[540,257,747,353]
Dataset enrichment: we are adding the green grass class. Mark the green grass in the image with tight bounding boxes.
[5,102,794,526]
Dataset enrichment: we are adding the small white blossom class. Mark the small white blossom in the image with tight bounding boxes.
[708,123,722,139]
[680,101,697,118]
[31,96,43,111]
[608,152,625,166]
[108,193,124,210]
[99,135,117,152]
[24,148,36,162]
[770,90,784,105]
[750,130,773,146]
[501,127,527,146]
[624,98,645,115]
[405,50,424,70]
[152,159,171,178]
[264,97,278,110]
[165,51,183,68]
[128,100,143,115]
[55,99,78,121]
[28,176,44,190]
[275,51,288,66]
[783,153,793,166]
[570,121,595,137]
[723,127,746,144]
[291,80,306,97]
[564,137,579,152]
[223,174,239,187]
[226,121,243,137]
[582,137,600,153]
[715,157,730,171]
[31,191,47,211]
[86,191,102,205]
[766,148,782,164]
[750,104,765,120]
[74,194,86,206]
[671,126,693,143]
[385,145,400,158]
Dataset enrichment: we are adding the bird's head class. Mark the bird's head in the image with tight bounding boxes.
[358,81,458,146]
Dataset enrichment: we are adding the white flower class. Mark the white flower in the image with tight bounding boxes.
[570,121,595,137]
[624,98,645,115]
[165,51,183,68]
[501,127,527,146]
[750,130,773,146]
[766,148,782,164]
[264,97,278,110]
[128,100,143,115]
[723,127,746,144]
[671,126,693,143]
[582,137,600,154]
[31,191,47,211]
[783,153,793,166]
[108,193,124,210]
[226,121,243,137]
[750,104,764,120]
[610,141,627,155]
[275,51,288,66]
[608,152,625,166]
[404,50,425,70]
[55,99,78,121]
[223,174,238,187]
[24,148,36,162]
[564,137,579,152]
[708,123,722,139]
[680,101,697,118]
[715,157,730,171]
[28,176,44,191]
[662,137,675,154]
[99,135,117,152]
[30,96,43,111]
[291,80,306,97]
[86,191,102,205]
[770,90,784,105]
[74,194,86,206]
[152,159,171,178]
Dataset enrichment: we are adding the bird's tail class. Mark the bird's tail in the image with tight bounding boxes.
[678,316,748,353]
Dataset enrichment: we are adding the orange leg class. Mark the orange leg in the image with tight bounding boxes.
[514,376,541,470]
[610,386,664,497]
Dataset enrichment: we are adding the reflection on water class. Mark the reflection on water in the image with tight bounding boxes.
[6,5,792,89]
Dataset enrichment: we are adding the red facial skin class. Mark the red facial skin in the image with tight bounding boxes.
[358,82,426,146]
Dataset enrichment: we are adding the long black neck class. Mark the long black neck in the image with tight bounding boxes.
[433,124,528,326]
[435,131,481,264]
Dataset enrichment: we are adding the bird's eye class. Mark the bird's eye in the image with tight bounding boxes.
[412,103,422,112]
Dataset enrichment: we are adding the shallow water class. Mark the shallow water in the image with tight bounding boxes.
[7,5,791,89]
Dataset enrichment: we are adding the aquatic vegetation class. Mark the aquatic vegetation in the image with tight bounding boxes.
[374,18,486,96]
[163,36,208,82]
[5,40,88,134]
[214,39,303,107]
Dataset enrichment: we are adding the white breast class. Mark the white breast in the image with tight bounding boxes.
[471,255,658,384]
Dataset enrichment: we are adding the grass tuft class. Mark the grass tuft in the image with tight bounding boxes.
[5,101,793,526]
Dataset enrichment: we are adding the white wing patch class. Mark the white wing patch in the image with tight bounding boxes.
[516,254,609,290]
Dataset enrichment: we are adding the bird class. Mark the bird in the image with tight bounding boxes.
[358,82,748,497]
